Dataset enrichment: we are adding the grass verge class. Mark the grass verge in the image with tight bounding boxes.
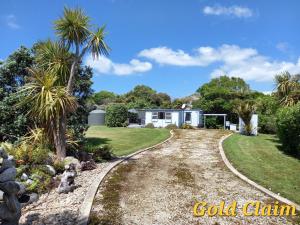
[223,133,300,205]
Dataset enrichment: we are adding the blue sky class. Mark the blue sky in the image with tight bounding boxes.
[1,0,300,98]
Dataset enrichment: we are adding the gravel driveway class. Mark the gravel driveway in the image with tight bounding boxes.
[90,129,295,225]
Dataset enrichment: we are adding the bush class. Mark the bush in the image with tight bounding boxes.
[165,124,178,129]
[145,123,155,128]
[91,145,115,162]
[27,167,53,193]
[53,160,65,174]
[181,123,194,129]
[205,117,218,129]
[276,103,300,156]
[105,104,128,127]
[259,115,277,134]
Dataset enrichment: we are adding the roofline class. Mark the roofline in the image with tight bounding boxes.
[138,108,203,111]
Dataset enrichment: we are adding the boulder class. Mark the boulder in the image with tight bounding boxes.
[80,160,97,171]
[0,167,16,183]
[63,157,80,169]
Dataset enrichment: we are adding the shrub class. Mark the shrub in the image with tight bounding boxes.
[26,166,54,193]
[205,117,218,129]
[276,103,300,156]
[92,145,115,162]
[165,124,178,129]
[259,115,277,134]
[145,123,155,128]
[105,104,128,127]
[181,123,194,129]
[53,160,65,174]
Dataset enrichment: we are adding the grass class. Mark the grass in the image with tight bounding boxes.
[85,126,170,156]
[223,133,300,204]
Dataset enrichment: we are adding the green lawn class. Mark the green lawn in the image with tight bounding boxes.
[85,126,170,156]
[223,133,300,204]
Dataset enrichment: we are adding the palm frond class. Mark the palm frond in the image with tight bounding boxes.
[88,26,110,59]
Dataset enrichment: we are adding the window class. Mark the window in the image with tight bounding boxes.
[166,112,172,120]
[158,112,165,119]
[152,112,158,120]
[185,112,191,122]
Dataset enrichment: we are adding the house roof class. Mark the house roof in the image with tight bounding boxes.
[139,108,203,112]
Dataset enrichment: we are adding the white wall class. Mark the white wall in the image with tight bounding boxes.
[239,114,258,135]
[184,111,199,127]
[145,111,180,128]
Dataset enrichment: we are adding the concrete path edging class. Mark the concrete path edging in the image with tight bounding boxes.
[219,133,300,211]
[77,130,174,225]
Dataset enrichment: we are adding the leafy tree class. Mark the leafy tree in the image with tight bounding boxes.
[92,90,116,105]
[123,85,171,109]
[0,47,34,141]
[105,104,128,127]
[234,101,256,135]
[23,7,109,159]
[193,76,260,123]
[275,72,300,106]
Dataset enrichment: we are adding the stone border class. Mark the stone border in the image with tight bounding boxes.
[76,130,174,225]
[219,133,300,211]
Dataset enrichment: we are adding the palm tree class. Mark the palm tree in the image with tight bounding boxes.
[54,7,109,93]
[20,68,77,159]
[275,72,300,106]
[235,101,256,135]
[29,7,109,159]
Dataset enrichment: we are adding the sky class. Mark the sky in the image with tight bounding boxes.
[1,0,300,98]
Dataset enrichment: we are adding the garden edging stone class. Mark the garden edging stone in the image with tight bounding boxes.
[219,133,300,212]
[77,130,174,225]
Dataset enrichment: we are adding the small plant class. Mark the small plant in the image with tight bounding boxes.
[92,145,115,162]
[53,160,65,174]
[165,124,178,129]
[27,167,53,193]
[181,123,194,129]
[145,123,155,128]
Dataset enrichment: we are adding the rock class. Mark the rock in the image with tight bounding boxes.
[25,179,34,185]
[31,173,42,180]
[0,148,21,224]
[0,167,16,182]
[16,182,26,196]
[63,157,80,169]
[0,190,3,200]
[80,160,97,171]
[21,173,28,181]
[57,163,77,194]
[46,165,56,176]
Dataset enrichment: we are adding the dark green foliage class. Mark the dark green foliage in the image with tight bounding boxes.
[105,104,128,127]
[145,123,155,128]
[205,117,218,129]
[256,95,279,134]
[276,103,300,156]
[123,85,172,109]
[165,124,178,129]
[92,90,116,105]
[91,145,115,162]
[67,66,94,146]
[0,47,34,142]
[193,76,261,123]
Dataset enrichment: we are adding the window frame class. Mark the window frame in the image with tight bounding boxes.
[185,112,192,123]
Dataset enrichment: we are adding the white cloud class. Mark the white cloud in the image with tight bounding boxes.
[139,45,300,82]
[203,5,253,18]
[6,14,20,29]
[85,55,152,76]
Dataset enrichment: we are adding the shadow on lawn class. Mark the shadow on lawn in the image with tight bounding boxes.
[86,137,111,149]
[266,137,300,160]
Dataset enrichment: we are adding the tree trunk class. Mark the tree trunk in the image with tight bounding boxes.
[53,114,67,160]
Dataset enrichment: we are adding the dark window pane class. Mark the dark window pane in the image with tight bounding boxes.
[185,112,191,121]
[158,112,165,119]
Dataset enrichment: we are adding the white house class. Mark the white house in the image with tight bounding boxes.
[143,109,203,128]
